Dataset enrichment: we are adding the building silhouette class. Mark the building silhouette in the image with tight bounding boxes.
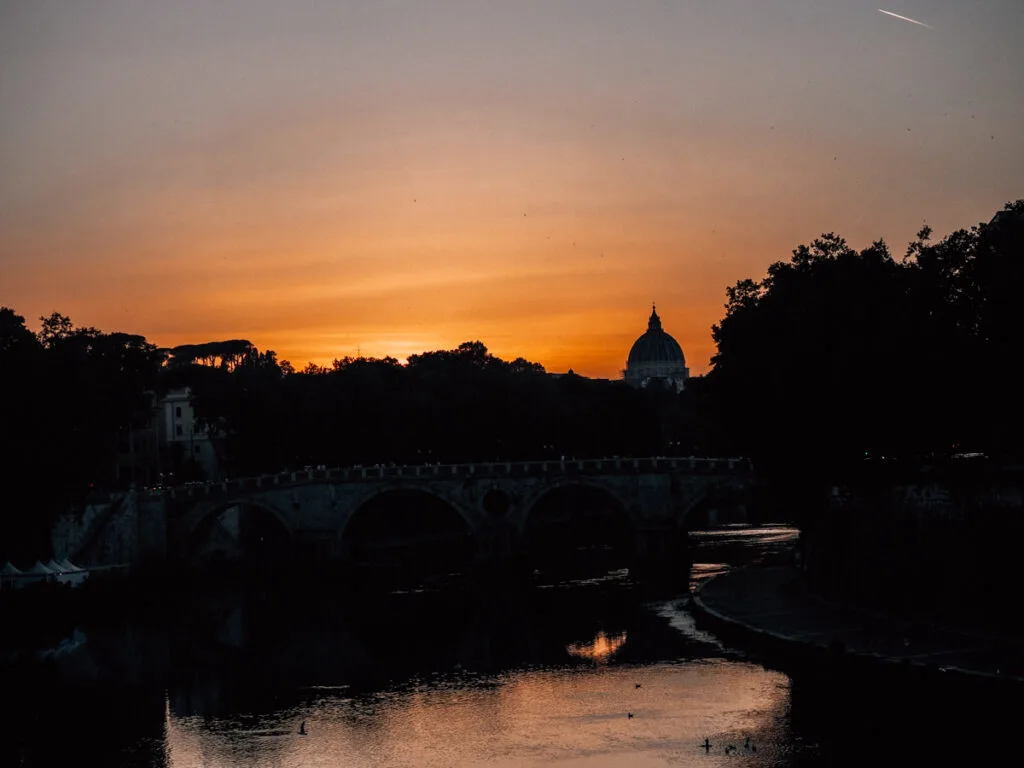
[623,305,689,392]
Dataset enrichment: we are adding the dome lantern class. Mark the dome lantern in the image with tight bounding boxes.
[647,303,662,331]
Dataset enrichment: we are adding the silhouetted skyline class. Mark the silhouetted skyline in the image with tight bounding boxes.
[2,1,1022,376]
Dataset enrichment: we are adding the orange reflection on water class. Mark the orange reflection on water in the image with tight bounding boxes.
[566,630,628,663]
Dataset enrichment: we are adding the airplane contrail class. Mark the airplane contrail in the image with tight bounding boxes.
[878,9,933,29]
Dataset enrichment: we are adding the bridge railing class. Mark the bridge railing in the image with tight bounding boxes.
[144,456,752,499]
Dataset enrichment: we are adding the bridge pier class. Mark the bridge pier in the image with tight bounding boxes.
[293,529,340,562]
[632,525,691,583]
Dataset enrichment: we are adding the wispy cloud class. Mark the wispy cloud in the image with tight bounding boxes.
[878,9,933,29]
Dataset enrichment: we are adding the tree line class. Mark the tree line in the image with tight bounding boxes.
[171,340,672,477]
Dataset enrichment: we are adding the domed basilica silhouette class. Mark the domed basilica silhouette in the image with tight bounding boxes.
[623,304,689,392]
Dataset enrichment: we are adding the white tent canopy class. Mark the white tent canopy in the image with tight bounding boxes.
[0,561,22,590]
[24,561,54,576]
[16,560,55,586]
[0,558,89,589]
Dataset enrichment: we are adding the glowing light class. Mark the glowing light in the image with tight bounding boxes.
[878,9,933,29]
[566,630,628,663]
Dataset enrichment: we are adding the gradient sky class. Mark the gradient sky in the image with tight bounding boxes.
[2,1,1022,376]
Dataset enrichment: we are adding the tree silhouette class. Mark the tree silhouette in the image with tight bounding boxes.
[707,199,1024,485]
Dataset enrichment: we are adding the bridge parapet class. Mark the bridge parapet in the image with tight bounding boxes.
[145,456,752,502]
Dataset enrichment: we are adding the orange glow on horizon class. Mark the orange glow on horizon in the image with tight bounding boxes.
[3,3,1018,380]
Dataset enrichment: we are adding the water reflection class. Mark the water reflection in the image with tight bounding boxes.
[5,526,1017,766]
[163,659,794,768]
[163,575,703,719]
[566,630,629,663]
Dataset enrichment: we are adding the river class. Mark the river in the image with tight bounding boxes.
[2,525,1013,766]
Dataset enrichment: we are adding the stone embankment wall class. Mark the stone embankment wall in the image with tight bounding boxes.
[51,491,167,568]
[801,474,1024,634]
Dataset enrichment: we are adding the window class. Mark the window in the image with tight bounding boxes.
[175,406,182,418]
[176,425,183,436]
[194,445,201,454]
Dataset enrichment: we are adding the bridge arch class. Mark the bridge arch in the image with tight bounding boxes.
[339,486,478,585]
[184,498,295,565]
[338,483,478,537]
[517,481,637,579]
[513,479,636,533]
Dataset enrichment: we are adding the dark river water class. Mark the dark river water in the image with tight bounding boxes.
[2,526,1014,767]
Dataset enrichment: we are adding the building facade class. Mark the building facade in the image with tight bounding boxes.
[159,388,221,482]
[114,388,222,487]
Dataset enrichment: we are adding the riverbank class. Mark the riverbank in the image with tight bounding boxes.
[692,564,1024,685]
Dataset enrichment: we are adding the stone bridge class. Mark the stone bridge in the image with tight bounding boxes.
[140,457,753,573]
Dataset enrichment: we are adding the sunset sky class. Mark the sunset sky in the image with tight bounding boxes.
[2,1,1021,376]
